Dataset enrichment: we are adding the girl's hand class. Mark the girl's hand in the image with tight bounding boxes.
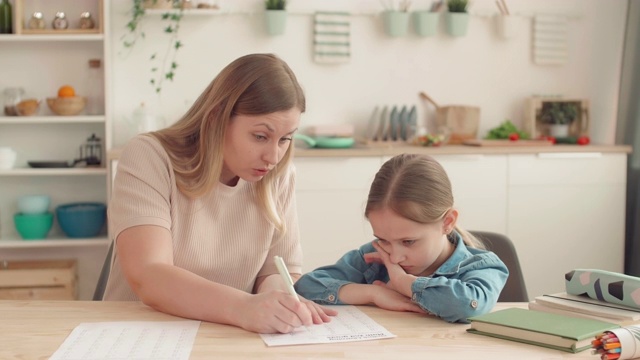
[236,291,336,334]
[369,282,426,314]
[365,241,415,296]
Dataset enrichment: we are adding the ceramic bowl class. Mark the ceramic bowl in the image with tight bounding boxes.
[56,202,106,238]
[14,212,54,240]
[46,96,86,116]
[17,194,51,214]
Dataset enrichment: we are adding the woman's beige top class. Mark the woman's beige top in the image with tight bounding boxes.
[103,135,302,300]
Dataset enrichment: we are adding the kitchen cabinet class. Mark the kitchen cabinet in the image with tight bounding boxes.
[106,145,630,302]
[507,152,627,300]
[0,0,111,300]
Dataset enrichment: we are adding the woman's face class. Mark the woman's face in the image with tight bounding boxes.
[221,108,300,185]
[367,207,457,277]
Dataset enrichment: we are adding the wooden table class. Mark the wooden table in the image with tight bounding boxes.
[0,300,597,359]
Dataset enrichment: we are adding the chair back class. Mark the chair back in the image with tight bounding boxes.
[93,241,114,301]
[470,231,529,302]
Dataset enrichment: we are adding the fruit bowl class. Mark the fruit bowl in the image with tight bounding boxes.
[16,98,40,116]
[46,96,86,116]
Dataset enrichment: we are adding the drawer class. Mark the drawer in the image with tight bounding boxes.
[508,153,627,185]
[0,259,77,300]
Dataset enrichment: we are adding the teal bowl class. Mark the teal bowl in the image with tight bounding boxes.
[14,212,54,240]
[56,202,106,238]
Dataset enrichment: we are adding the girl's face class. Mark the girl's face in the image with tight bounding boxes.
[221,108,300,185]
[367,207,458,277]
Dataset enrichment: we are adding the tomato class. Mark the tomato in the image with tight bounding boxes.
[509,133,519,141]
[577,136,590,145]
[545,136,556,144]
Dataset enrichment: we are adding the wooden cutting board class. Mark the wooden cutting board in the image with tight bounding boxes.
[463,139,554,147]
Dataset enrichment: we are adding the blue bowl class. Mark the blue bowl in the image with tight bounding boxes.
[56,202,106,238]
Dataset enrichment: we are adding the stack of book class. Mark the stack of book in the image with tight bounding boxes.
[467,308,620,353]
[528,292,640,326]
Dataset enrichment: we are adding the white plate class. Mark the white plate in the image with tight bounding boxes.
[367,106,379,141]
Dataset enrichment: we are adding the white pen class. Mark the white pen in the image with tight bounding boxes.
[274,255,300,302]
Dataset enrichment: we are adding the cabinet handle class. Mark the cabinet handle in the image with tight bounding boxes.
[537,152,602,159]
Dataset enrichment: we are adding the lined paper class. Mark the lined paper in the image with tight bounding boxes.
[260,305,396,346]
[49,321,200,360]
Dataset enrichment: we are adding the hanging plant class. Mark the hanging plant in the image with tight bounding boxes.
[121,0,184,94]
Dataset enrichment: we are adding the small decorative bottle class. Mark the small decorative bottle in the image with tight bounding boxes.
[28,12,46,30]
[79,12,95,29]
[52,12,69,30]
[85,59,104,115]
[0,0,12,34]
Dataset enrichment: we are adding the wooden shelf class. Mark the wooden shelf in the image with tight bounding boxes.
[0,34,103,41]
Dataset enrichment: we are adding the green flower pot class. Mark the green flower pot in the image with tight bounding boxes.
[265,10,287,36]
[383,11,409,37]
[445,12,469,37]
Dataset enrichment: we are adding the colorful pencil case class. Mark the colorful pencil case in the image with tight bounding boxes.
[565,269,640,310]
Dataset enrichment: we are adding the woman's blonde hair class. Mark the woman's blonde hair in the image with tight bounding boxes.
[150,53,305,231]
[364,153,484,249]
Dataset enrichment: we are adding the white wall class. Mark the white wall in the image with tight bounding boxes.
[109,0,628,148]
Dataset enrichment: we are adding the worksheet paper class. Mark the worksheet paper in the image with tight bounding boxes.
[260,305,396,346]
[49,320,200,360]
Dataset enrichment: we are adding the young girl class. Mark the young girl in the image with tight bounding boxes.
[294,153,509,323]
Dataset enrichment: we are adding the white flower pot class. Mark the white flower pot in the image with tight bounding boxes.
[549,124,570,138]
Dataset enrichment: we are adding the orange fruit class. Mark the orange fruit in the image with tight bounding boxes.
[57,85,76,97]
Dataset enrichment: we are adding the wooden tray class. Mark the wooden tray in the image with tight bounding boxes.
[463,139,554,147]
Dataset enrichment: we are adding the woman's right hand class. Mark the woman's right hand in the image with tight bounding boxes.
[236,291,319,334]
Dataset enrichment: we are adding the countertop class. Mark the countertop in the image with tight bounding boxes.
[107,143,632,160]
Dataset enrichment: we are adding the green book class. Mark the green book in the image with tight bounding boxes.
[467,308,619,353]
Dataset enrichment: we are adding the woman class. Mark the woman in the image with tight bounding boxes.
[104,53,336,333]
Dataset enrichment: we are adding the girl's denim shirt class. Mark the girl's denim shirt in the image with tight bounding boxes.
[294,233,509,323]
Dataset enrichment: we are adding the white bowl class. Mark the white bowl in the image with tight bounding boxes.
[17,195,51,214]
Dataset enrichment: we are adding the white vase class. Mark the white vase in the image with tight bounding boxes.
[549,124,570,138]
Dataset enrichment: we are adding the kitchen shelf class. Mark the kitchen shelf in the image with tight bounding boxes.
[0,116,105,124]
[0,167,106,176]
[0,237,109,249]
[144,8,222,16]
[0,34,104,42]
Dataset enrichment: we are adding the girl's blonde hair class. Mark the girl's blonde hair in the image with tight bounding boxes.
[364,153,484,249]
[150,53,305,231]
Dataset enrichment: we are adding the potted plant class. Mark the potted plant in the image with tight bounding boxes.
[413,1,442,37]
[539,101,579,137]
[445,0,470,37]
[122,0,184,94]
[382,0,411,37]
[265,0,287,36]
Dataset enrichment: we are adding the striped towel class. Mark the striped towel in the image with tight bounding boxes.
[533,14,568,65]
[314,12,351,64]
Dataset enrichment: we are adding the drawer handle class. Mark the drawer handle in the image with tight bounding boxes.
[537,152,602,159]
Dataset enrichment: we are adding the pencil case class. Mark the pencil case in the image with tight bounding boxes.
[592,325,640,360]
[565,269,640,310]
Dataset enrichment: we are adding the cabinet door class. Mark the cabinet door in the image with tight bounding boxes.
[432,154,508,234]
[507,153,627,299]
[294,157,381,272]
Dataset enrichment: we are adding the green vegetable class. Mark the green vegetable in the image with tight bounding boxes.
[485,120,530,140]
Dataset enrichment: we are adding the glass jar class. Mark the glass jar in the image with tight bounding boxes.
[3,87,25,116]
[0,0,12,34]
[85,59,104,115]
[79,12,95,29]
[52,12,68,30]
[28,12,46,30]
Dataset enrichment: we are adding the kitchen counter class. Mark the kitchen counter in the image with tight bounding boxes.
[107,143,632,160]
